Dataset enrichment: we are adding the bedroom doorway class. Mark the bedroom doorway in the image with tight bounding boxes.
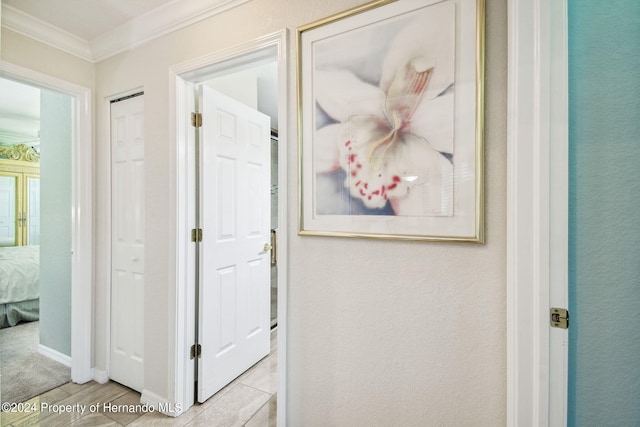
[0,62,93,388]
[0,77,74,402]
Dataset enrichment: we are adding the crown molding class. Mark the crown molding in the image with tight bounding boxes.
[90,0,252,62]
[1,4,94,61]
[2,0,252,63]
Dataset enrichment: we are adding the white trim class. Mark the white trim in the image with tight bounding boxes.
[70,72,94,385]
[93,368,110,384]
[38,344,72,367]
[547,3,569,426]
[1,4,93,61]
[101,96,113,386]
[273,30,289,427]
[90,0,252,62]
[141,389,183,417]
[168,29,288,424]
[167,72,196,411]
[2,0,252,63]
[0,61,94,384]
[506,0,569,426]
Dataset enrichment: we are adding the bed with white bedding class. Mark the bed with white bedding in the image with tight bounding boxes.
[0,245,39,328]
[0,237,15,247]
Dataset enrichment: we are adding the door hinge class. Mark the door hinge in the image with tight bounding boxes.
[550,307,569,329]
[191,228,203,242]
[191,112,202,128]
[190,343,202,360]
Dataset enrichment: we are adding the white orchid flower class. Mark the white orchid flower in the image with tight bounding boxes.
[313,2,455,216]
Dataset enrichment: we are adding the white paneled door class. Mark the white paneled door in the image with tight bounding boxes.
[27,177,40,245]
[0,175,16,244]
[197,86,271,402]
[110,94,145,392]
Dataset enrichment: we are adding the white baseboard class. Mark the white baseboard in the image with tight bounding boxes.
[93,368,109,384]
[37,344,71,367]
[141,389,184,417]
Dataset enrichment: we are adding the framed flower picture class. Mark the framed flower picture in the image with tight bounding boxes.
[297,0,485,242]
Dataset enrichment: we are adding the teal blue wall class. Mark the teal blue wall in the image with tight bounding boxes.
[39,89,72,356]
[568,1,640,425]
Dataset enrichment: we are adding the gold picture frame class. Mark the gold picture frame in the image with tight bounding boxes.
[297,0,485,243]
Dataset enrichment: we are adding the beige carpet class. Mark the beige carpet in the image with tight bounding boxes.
[0,321,70,404]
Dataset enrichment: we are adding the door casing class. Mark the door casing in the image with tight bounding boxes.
[167,30,289,423]
[506,0,569,425]
[0,61,94,383]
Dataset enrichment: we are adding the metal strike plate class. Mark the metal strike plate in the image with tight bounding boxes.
[550,307,569,329]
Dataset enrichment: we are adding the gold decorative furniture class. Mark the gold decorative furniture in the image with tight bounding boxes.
[0,144,40,247]
[0,144,40,327]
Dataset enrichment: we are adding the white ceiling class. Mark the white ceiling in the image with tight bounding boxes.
[3,0,177,41]
[1,0,251,62]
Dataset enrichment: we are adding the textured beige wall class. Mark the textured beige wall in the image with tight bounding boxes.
[285,0,507,425]
[5,0,507,423]
[286,146,509,417]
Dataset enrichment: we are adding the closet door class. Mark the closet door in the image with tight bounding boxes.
[110,94,145,392]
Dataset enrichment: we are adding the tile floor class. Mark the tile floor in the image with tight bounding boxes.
[1,330,277,427]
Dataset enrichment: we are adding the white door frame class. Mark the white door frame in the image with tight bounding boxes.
[167,30,288,422]
[506,0,569,426]
[0,61,93,383]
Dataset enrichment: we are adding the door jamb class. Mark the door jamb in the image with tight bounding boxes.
[0,61,94,383]
[506,0,569,425]
[168,30,289,422]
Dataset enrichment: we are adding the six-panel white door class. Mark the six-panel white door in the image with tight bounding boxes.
[110,95,145,392]
[197,86,271,402]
